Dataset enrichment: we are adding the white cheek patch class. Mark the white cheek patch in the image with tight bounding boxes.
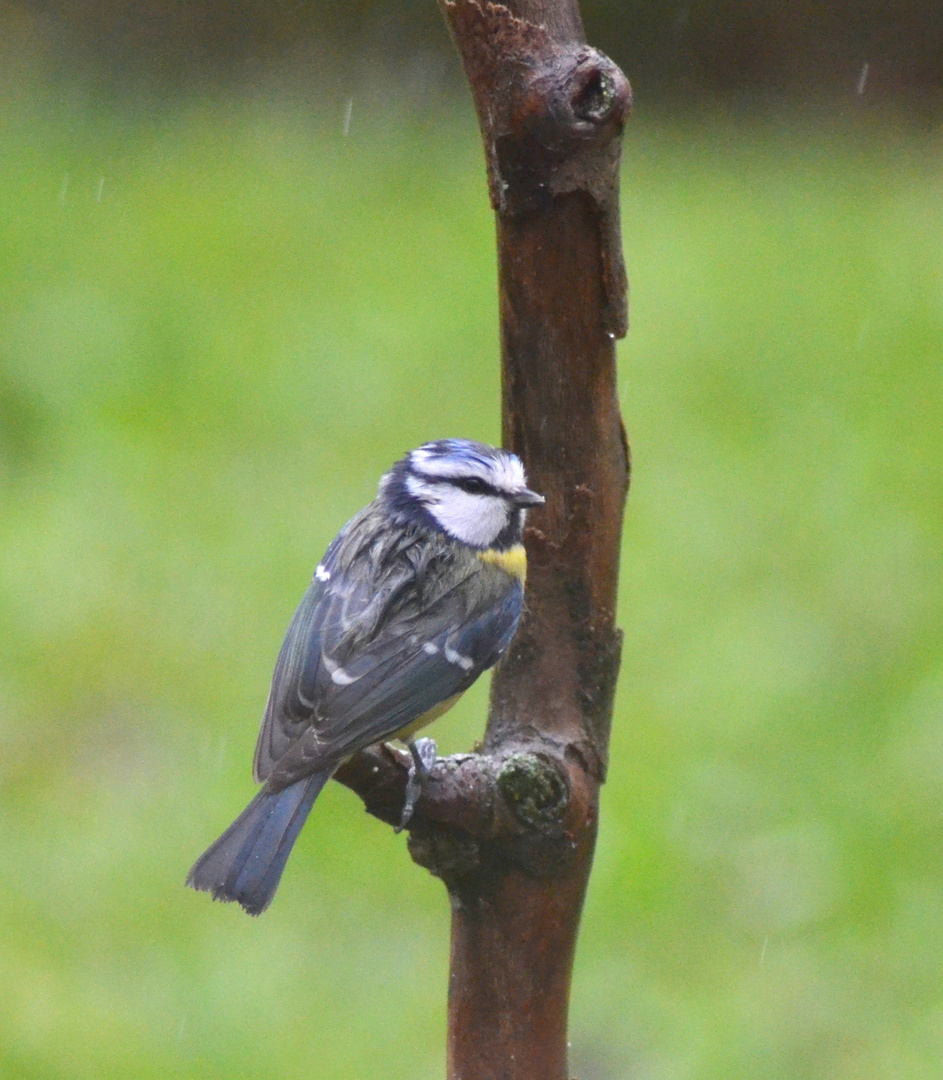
[428,491,509,548]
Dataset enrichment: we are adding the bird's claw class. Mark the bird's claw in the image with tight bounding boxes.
[395,737,438,833]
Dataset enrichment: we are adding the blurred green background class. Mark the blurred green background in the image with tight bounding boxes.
[2,9,943,1079]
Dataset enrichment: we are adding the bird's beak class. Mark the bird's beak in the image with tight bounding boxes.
[513,487,545,508]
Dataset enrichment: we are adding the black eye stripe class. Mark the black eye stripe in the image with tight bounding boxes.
[410,468,505,498]
[451,476,500,496]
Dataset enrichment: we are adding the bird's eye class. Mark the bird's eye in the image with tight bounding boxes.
[454,476,492,496]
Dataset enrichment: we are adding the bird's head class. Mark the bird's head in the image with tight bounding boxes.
[380,439,544,550]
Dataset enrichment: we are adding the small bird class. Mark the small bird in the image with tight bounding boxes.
[187,439,543,914]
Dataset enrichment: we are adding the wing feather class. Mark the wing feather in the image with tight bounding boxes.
[265,580,522,790]
[253,515,523,788]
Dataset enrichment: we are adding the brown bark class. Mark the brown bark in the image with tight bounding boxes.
[336,2,630,1077]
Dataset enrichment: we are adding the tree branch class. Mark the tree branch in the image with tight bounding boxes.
[339,1,629,1075]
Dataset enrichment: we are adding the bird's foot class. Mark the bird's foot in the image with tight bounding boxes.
[395,737,438,833]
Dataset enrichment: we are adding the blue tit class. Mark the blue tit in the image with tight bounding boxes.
[187,439,543,915]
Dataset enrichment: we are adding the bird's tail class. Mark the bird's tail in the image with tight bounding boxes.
[186,771,330,915]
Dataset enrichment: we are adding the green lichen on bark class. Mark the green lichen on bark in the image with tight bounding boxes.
[497,753,569,829]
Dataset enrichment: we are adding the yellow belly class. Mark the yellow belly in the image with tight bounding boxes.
[477,543,527,583]
[395,692,464,742]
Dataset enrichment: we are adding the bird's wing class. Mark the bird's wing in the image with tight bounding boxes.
[251,520,376,781]
[254,541,522,788]
[251,574,330,782]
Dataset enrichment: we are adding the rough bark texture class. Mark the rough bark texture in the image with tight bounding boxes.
[336,2,630,1077]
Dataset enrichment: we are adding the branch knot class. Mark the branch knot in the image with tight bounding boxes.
[497,752,569,829]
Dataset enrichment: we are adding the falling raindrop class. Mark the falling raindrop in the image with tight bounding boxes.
[855,63,869,96]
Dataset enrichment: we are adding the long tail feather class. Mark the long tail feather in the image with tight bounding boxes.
[186,771,330,915]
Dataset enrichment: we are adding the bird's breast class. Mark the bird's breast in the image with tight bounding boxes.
[476,543,527,583]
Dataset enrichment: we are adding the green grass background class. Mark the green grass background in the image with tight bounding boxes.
[1,76,941,1079]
